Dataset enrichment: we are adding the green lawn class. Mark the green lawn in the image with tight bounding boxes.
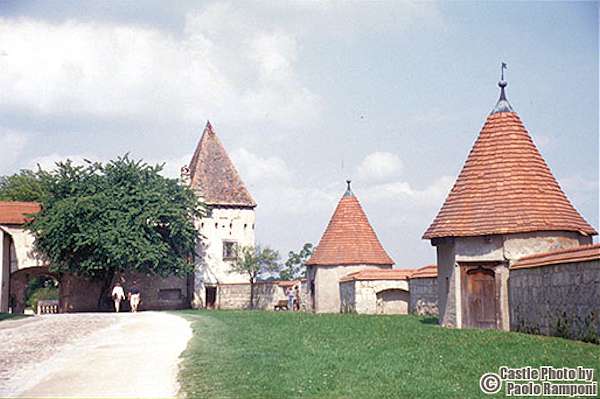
[176,310,599,399]
[0,312,30,322]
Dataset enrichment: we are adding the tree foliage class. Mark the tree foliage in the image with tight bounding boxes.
[0,168,52,202]
[279,243,313,280]
[22,155,204,307]
[230,245,280,308]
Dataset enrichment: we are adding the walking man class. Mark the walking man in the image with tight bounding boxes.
[128,282,141,312]
[111,282,125,312]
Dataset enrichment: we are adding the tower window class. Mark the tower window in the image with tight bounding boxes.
[215,223,218,229]
[222,240,238,260]
[244,224,247,229]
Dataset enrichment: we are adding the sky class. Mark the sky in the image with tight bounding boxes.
[0,1,598,268]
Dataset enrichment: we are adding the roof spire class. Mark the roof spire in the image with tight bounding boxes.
[344,179,354,197]
[491,62,514,114]
[205,120,214,133]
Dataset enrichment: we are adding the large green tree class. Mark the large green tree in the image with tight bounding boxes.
[230,245,280,309]
[19,156,204,308]
[279,243,313,280]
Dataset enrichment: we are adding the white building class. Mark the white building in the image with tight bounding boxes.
[184,121,257,309]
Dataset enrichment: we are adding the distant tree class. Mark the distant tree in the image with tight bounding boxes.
[230,245,280,309]
[279,243,313,281]
[0,168,52,202]
[26,155,204,308]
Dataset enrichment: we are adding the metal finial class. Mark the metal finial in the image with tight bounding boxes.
[344,179,354,197]
[491,62,514,114]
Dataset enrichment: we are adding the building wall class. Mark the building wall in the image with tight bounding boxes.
[409,277,438,316]
[509,259,600,341]
[193,206,256,308]
[313,264,390,313]
[339,280,355,313]
[343,280,409,314]
[217,282,290,310]
[434,231,590,329]
[60,272,191,312]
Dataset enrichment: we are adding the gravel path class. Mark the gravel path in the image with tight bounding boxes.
[0,312,192,398]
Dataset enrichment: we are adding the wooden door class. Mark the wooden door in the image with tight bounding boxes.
[463,267,497,329]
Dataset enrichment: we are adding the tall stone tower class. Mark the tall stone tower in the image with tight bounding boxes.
[185,121,257,309]
[423,70,596,330]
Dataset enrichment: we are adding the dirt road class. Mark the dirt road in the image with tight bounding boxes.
[0,312,192,398]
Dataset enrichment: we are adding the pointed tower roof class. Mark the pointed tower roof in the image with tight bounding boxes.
[423,70,596,239]
[306,181,394,266]
[188,121,256,207]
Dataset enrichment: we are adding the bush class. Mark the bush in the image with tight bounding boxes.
[28,286,59,312]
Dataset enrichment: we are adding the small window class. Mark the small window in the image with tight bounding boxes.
[215,222,218,229]
[229,222,233,229]
[244,224,248,229]
[201,222,204,228]
[252,224,255,230]
[223,241,238,260]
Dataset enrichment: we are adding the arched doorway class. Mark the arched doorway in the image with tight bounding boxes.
[376,289,409,315]
[462,266,498,329]
[9,267,59,314]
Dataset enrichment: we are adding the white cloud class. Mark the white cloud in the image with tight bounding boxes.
[0,11,319,128]
[363,175,454,208]
[231,148,291,185]
[357,152,403,182]
[0,128,28,174]
[25,153,104,171]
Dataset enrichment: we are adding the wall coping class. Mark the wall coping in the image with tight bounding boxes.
[511,243,600,270]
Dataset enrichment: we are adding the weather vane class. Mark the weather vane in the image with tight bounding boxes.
[501,62,507,81]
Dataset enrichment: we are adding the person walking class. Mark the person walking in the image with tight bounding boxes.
[111,282,126,312]
[294,285,301,311]
[128,282,141,312]
[286,286,294,311]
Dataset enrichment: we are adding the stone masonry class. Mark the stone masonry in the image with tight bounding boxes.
[408,277,438,316]
[510,259,600,341]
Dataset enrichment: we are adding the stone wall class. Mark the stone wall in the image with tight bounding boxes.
[339,279,409,314]
[509,259,600,342]
[217,282,288,310]
[60,272,191,312]
[313,264,390,313]
[409,277,438,316]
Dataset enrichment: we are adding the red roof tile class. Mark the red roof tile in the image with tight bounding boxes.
[0,201,41,224]
[410,264,438,279]
[188,121,256,207]
[423,112,597,239]
[511,243,600,270]
[340,268,413,282]
[306,187,394,266]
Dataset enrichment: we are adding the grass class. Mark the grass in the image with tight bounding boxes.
[0,312,30,322]
[176,310,600,399]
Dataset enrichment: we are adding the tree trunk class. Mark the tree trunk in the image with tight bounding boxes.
[97,270,115,311]
[249,279,255,309]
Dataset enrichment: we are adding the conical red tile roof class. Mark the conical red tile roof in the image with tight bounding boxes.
[188,121,256,207]
[423,111,597,239]
[307,185,394,266]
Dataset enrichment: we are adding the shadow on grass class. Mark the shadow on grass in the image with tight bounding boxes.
[419,316,439,325]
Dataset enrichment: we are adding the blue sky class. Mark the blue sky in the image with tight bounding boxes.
[0,1,597,267]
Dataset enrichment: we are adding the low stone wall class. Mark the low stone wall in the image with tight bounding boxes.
[339,279,409,314]
[217,282,288,310]
[60,272,191,312]
[408,277,438,316]
[509,259,600,342]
